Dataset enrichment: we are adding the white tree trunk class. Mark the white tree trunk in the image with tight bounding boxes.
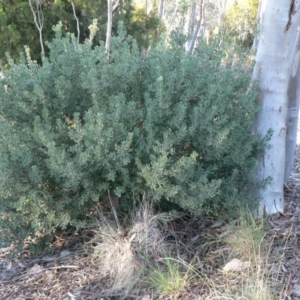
[285,48,300,182]
[105,0,113,52]
[218,0,227,27]
[158,0,164,18]
[284,19,300,182]
[184,2,196,51]
[188,0,206,52]
[254,0,300,214]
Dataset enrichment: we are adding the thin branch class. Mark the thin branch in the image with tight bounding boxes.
[188,20,200,52]
[29,0,44,55]
[71,2,80,43]
[188,0,206,52]
[112,0,120,13]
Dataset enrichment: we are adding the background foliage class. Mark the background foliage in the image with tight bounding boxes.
[0,0,163,69]
[223,0,259,47]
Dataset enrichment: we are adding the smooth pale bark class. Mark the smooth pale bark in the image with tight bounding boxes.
[185,1,206,53]
[184,2,196,51]
[105,0,113,52]
[0,61,4,79]
[158,0,164,18]
[187,0,205,52]
[145,0,150,15]
[105,0,120,52]
[71,2,80,43]
[188,20,200,53]
[199,0,205,37]
[285,48,300,182]
[252,0,263,51]
[254,0,300,214]
[28,0,44,55]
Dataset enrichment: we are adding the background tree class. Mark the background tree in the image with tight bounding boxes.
[29,0,45,55]
[0,0,164,68]
[126,3,164,51]
[0,0,77,67]
[223,0,259,47]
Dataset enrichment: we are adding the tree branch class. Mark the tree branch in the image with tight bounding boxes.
[71,1,80,43]
[28,0,44,55]
[112,0,119,13]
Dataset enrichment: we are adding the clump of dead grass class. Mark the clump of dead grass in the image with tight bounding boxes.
[91,198,175,297]
[92,218,140,294]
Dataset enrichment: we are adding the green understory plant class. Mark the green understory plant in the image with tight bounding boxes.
[149,256,199,295]
[0,22,264,249]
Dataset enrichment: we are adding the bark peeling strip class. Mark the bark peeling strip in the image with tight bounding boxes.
[285,0,296,32]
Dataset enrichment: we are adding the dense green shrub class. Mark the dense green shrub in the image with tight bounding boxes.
[0,25,263,249]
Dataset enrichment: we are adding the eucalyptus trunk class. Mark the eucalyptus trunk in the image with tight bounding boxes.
[254,0,300,214]
[285,48,300,182]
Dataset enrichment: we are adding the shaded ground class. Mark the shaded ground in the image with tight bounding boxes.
[1,150,300,299]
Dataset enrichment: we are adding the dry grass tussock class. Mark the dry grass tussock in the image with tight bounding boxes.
[91,199,170,298]
[2,153,300,299]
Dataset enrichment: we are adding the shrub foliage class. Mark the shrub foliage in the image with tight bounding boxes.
[0,26,262,248]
